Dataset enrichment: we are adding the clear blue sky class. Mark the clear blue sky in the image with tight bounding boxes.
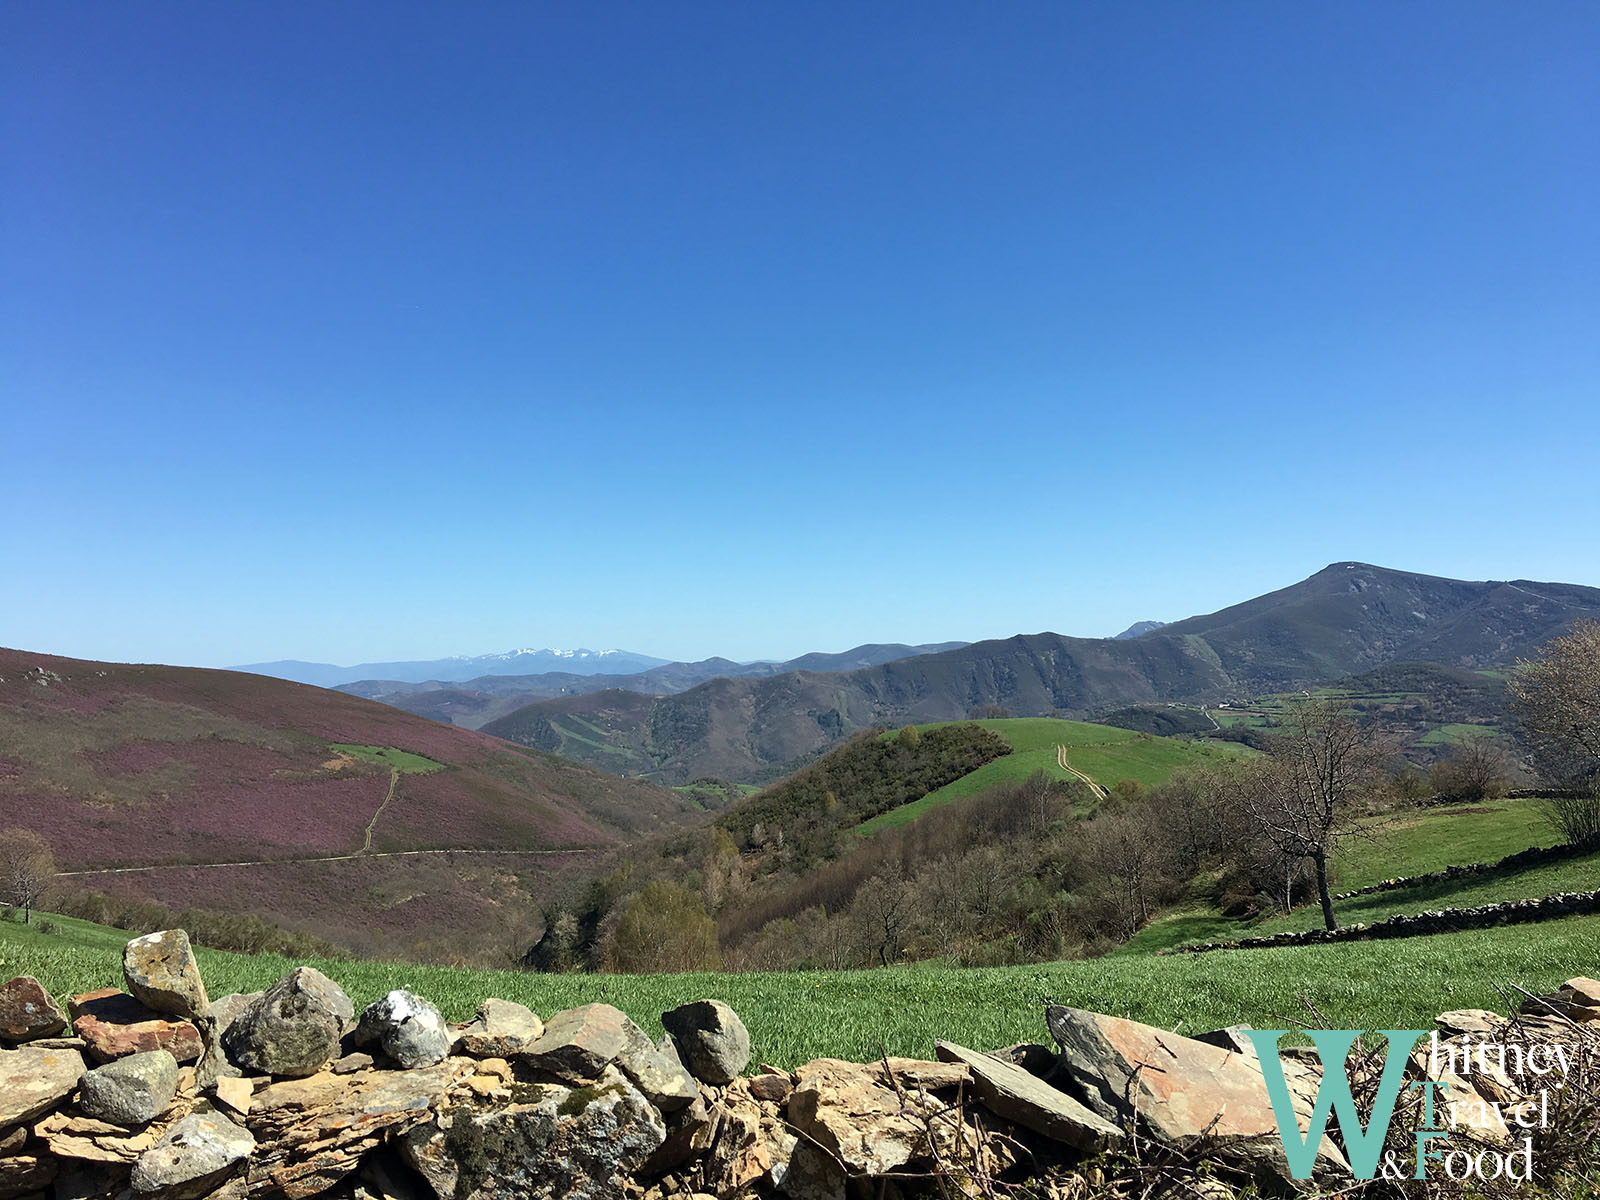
[4,2,1597,668]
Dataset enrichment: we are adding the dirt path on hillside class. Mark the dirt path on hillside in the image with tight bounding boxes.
[361,768,400,853]
[1056,743,1109,800]
[54,845,607,878]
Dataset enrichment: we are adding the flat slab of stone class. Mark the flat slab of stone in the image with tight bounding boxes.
[934,1041,1122,1152]
[1567,977,1600,1005]
[1045,1005,1346,1185]
[0,975,68,1043]
[0,1043,87,1126]
[32,1105,195,1166]
[246,1060,468,1200]
[1434,1009,1505,1037]
[69,990,202,1065]
[870,1057,971,1091]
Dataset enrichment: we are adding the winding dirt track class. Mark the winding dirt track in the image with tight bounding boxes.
[1056,743,1109,801]
[55,845,606,878]
[361,768,401,853]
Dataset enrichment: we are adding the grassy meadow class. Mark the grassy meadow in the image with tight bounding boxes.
[856,717,1247,836]
[4,908,1594,1069]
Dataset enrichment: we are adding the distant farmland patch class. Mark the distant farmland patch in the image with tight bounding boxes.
[328,743,445,774]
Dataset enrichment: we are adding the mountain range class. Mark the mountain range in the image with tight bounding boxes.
[232,647,675,688]
[477,563,1600,784]
[330,642,970,728]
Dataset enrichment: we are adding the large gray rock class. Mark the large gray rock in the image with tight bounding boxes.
[222,968,352,1078]
[934,1040,1123,1152]
[130,1112,254,1200]
[78,1050,180,1127]
[354,990,450,1069]
[400,1066,665,1200]
[207,993,261,1041]
[0,1043,86,1126]
[1044,1005,1347,1187]
[660,999,750,1085]
[0,975,68,1043]
[454,998,542,1058]
[122,932,208,1022]
[615,1030,697,1112]
[519,1003,632,1083]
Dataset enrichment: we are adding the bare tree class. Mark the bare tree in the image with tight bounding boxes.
[1510,620,1600,848]
[1510,619,1600,784]
[1239,699,1392,931]
[0,829,56,925]
[1428,737,1512,803]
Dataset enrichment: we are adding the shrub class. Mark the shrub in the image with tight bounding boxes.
[604,879,721,973]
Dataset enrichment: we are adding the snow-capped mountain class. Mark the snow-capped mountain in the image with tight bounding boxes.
[233,647,674,688]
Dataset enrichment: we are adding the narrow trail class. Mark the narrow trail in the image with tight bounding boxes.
[361,768,401,853]
[54,846,607,878]
[1056,743,1109,801]
[1199,706,1221,731]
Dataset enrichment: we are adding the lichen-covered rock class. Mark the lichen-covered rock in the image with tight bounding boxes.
[222,968,351,1078]
[78,1050,180,1127]
[122,932,208,1022]
[129,1112,253,1200]
[401,1066,665,1200]
[69,991,201,1066]
[660,999,750,1085]
[354,990,451,1069]
[454,999,542,1058]
[614,1030,697,1112]
[0,1043,86,1126]
[0,975,68,1044]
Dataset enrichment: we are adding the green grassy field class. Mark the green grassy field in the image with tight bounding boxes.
[1122,797,1592,952]
[328,743,445,773]
[4,910,1595,1068]
[856,718,1246,836]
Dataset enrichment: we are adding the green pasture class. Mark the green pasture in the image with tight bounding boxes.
[328,744,445,774]
[5,909,1593,1069]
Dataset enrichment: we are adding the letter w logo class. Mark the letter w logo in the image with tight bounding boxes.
[1245,1029,1425,1180]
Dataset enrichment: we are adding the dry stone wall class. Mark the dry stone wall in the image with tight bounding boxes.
[1,931,1595,1200]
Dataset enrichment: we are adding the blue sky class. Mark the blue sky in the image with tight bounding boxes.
[4,2,1597,668]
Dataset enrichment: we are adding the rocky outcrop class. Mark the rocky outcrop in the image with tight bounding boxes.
[4,930,1595,1200]
[0,1044,86,1126]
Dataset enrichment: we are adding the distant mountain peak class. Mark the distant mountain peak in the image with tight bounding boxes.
[1114,620,1167,640]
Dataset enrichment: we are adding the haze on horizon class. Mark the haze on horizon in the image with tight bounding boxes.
[4,3,1597,670]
